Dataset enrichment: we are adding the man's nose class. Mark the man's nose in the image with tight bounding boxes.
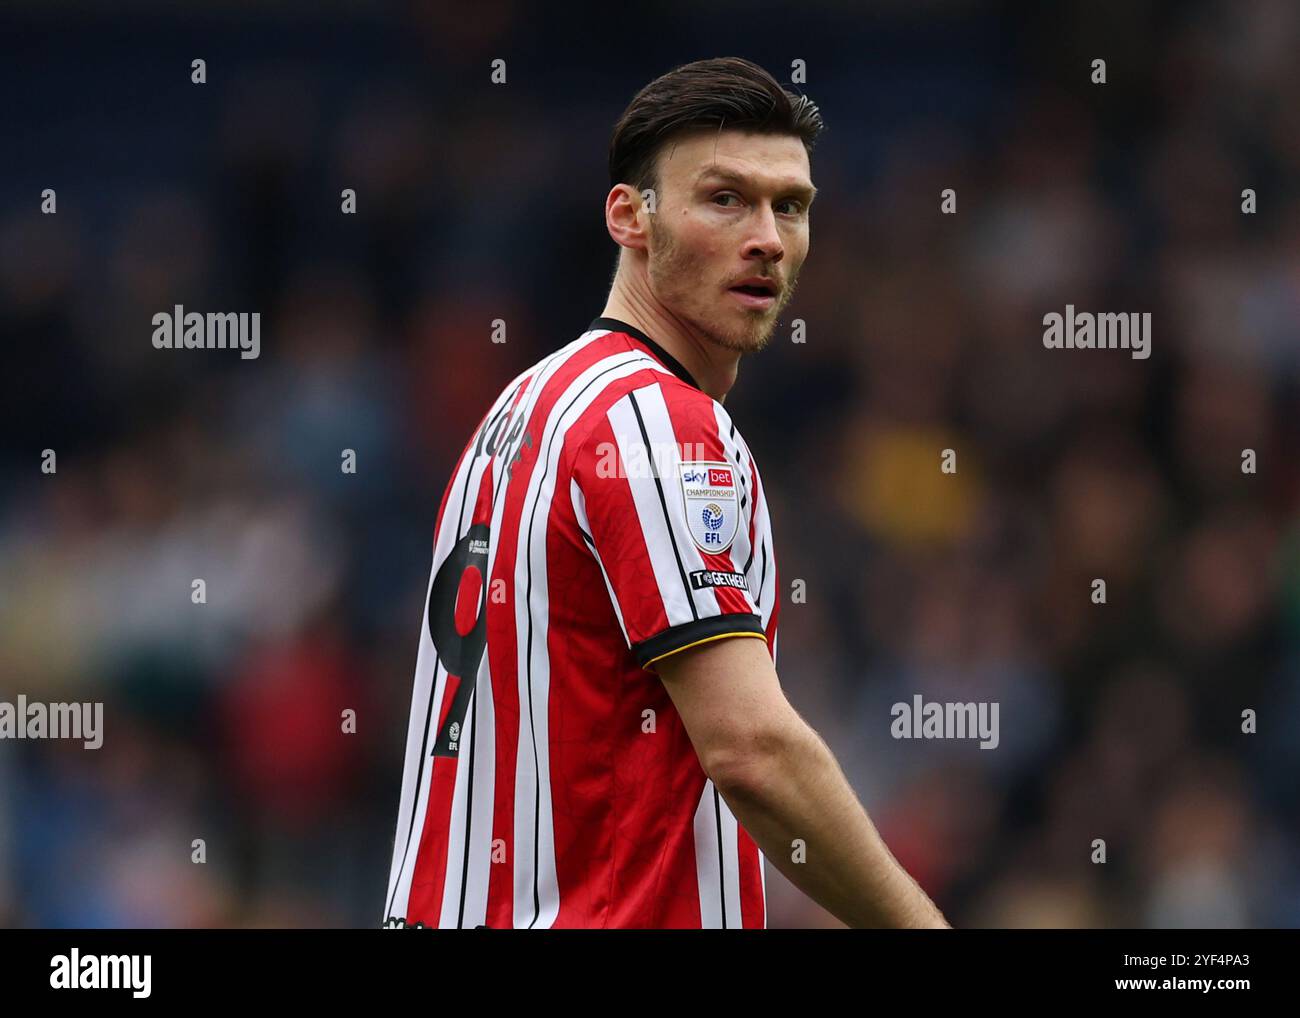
[744,204,784,263]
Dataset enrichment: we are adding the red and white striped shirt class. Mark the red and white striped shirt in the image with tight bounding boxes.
[384,317,780,928]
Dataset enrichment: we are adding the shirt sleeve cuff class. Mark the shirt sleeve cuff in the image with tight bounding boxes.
[633,614,767,671]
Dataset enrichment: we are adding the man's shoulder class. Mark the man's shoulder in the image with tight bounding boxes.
[578,319,725,409]
[507,323,667,392]
[514,323,717,425]
[494,322,761,472]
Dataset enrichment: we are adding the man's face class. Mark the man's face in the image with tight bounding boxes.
[644,129,815,354]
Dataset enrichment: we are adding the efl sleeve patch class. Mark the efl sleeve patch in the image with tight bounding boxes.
[678,461,740,554]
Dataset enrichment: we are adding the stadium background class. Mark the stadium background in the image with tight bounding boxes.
[2,0,1298,927]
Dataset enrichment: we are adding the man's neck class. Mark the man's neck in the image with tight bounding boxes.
[601,287,740,404]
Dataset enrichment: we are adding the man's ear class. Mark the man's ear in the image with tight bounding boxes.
[605,183,650,252]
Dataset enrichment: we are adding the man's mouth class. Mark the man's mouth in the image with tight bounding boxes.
[728,278,778,309]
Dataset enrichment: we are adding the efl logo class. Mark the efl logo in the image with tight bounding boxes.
[679,460,740,554]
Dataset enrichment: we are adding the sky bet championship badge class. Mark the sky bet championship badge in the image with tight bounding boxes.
[679,461,740,554]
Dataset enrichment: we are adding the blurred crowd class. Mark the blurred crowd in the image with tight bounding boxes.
[1,0,1298,927]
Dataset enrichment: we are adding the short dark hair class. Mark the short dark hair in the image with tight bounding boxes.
[608,57,824,194]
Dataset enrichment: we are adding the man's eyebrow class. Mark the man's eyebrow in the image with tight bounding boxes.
[696,167,817,201]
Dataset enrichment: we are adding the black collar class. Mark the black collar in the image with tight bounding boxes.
[589,316,702,392]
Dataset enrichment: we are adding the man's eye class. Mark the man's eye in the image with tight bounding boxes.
[712,193,741,207]
[776,200,804,215]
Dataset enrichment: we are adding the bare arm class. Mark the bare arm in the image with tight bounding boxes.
[655,635,950,929]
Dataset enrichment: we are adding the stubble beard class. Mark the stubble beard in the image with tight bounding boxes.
[646,216,797,356]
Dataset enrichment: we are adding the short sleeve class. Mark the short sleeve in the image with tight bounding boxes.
[568,381,766,670]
